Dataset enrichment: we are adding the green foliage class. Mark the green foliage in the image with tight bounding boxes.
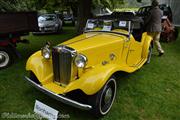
[0,0,47,12]
[0,0,77,12]
[92,0,124,10]
[0,0,130,12]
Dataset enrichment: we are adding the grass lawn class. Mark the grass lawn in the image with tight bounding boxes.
[0,27,180,120]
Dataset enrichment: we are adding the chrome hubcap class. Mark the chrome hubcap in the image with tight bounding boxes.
[100,78,116,115]
[0,54,4,61]
[0,51,10,68]
[104,87,113,104]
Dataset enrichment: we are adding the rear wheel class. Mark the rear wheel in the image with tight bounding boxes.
[72,20,75,26]
[88,77,117,117]
[173,28,179,40]
[56,25,63,33]
[0,47,13,69]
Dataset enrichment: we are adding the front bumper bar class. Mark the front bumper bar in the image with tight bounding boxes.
[24,76,92,110]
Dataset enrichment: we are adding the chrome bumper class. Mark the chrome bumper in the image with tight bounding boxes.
[24,76,92,110]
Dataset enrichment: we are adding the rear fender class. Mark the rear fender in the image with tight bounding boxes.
[141,32,153,58]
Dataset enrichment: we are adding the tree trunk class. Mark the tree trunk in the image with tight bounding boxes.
[76,0,92,34]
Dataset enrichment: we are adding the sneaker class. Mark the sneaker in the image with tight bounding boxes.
[159,52,164,56]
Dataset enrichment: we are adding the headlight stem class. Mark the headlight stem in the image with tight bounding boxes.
[41,42,51,59]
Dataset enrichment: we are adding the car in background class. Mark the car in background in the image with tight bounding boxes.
[137,4,172,21]
[137,4,178,42]
[112,11,136,17]
[0,12,38,69]
[62,11,76,26]
[33,14,62,34]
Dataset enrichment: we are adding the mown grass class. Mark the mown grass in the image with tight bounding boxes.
[0,27,179,120]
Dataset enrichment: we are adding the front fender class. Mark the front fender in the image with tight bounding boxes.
[26,51,53,84]
[141,32,153,58]
[65,64,129,95]
[26,52,134,95]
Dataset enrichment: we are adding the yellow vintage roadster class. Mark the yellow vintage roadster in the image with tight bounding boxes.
[25,15,153,117]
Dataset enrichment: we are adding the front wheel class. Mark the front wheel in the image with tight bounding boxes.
[88,77,117,117]
[0,47,13,69]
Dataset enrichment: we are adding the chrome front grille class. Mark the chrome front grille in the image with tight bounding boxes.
[52,45,76,85]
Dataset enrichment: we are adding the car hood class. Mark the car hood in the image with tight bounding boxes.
[62,32,126,51]
[61,32,127,66]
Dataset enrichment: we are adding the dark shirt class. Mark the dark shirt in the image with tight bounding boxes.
[145,6,163,32]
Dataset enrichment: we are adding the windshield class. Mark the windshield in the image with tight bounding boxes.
[84,19,131,35]
[38,14,56,22]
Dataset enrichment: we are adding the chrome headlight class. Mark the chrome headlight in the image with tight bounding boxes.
[38,23,44,27]
[41,42,51,59]
[74,54,87,68]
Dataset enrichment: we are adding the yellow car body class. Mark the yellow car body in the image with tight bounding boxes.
[25,17,153,116]
[26,31,152,94]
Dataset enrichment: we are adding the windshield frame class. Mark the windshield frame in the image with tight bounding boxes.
[84,19,132,37]
[84,30,129,37]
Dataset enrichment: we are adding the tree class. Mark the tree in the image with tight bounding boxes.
[76,0,126,34]
[77,0,92,34]
[0,0,142,34]
[0,0,47,11]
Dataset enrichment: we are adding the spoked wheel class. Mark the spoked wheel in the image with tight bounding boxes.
[88,77,117,117]
[146,44,153,64]
[0,47,13,69]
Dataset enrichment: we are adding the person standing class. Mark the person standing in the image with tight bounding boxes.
[145,0,164,56]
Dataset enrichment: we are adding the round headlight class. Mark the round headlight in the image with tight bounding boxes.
[38,23,44,27]
[74,54,87,68]
[41,47,51,59]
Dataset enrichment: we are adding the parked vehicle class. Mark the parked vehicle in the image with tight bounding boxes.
[62,11,76,26]
[112,11,136,17]
[25,14,153,117]
[33,14,62,34]
[0,12,38,69]
[137,4,178,42]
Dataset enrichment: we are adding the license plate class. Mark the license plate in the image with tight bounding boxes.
[45,27,54,30]
[34,100,59,120]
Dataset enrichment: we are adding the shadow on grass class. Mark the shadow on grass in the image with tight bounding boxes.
[24,88,97,120]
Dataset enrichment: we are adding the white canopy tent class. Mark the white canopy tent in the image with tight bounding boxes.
[159,0,180,26]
